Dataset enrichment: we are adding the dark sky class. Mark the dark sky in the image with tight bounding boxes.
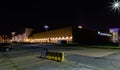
[0,0,120,35]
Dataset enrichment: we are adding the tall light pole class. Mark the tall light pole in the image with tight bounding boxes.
[44,25,49,44]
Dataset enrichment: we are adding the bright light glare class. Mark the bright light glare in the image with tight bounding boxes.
[78,26,83,29]
[44,25,48,29]
[110,0,120,12]
[114,2,119,7]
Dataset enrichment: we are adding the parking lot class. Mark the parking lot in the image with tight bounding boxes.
[0,44,120,70]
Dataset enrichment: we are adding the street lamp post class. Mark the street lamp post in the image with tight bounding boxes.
[44,25,49,44]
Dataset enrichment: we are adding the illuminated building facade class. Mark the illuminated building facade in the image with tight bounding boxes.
[109,28,120,43]
[13,33,26,42]
[27,26,112,44]
[11,28,33,42]
[28,27,72,43]
[0,35,10,43]
[10,26,114,45]
[72,27,112,44]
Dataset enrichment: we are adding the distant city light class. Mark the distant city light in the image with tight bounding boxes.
[110,0,120,12]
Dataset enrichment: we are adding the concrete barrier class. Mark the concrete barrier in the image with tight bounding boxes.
[46,51,65,62]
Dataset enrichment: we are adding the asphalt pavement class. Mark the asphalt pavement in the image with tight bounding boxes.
[0,44,120,70]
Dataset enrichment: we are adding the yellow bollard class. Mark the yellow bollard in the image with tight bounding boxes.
[46,52,50,59]
[57,53,61,62]
[61,52,65,62]
[54,52,58,61]
[45,51,65,62]
[13,68,18,70]
[48,52,51,60]
[46,52,49,59]
[51,52,54,60]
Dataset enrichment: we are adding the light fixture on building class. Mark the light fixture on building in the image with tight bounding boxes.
[66,37,69,39]
[62,37,65,39]
[78,26,83,29]
[70,36,72,39]
[59,37,61,39]
[98,31,112,37]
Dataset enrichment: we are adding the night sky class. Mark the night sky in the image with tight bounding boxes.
[0,0,120,35]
